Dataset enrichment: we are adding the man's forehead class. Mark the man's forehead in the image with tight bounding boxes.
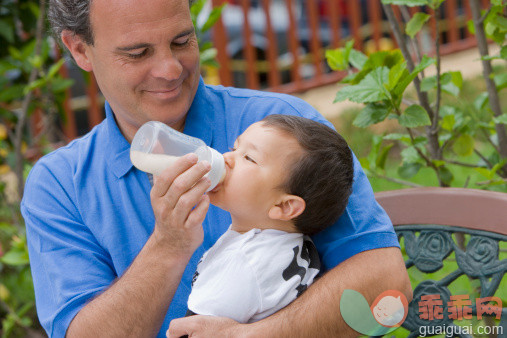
[89,0,192,39]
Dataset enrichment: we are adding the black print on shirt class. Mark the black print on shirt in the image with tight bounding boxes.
[282,239,321,297]
[191,257,203,287]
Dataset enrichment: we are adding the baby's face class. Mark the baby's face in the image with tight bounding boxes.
[208,122,302,224]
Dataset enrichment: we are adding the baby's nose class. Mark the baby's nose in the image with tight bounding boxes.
[223,152,234,168]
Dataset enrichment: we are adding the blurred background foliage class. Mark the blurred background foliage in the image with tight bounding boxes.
[0,0,506,336]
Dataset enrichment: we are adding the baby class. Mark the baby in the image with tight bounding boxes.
[186,114,354,323]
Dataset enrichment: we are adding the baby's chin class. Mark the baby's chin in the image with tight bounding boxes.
[207,192,229,211]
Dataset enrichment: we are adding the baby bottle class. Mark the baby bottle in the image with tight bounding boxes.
[130,121,225,192]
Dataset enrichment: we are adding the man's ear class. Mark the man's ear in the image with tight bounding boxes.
[61,31,93,72]
[268,195,305,221]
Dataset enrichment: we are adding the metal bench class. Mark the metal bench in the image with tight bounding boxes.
[375,187,507,338]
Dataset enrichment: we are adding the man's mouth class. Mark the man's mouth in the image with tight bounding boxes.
[145,85,182,100]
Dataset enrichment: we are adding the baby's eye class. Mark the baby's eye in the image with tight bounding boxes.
[244,154,257,164]
[229,147,236,152]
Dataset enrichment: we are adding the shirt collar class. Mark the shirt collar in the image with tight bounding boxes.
[105,77,213,179]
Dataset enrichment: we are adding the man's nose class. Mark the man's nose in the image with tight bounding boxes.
[151,51,183,80]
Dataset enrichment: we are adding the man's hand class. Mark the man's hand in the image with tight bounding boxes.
[151,153,211,257]
[167,315,243,338]
[67,154,212,337]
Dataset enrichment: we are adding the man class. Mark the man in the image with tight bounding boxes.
[21,0,412,337]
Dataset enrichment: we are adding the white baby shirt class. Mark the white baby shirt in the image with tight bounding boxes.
[187,227,321,323]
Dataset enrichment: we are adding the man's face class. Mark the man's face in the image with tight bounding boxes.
[74,0,200,140]
[208,122,303,226]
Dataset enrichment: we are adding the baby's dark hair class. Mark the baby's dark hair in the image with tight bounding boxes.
[261,114,354,235]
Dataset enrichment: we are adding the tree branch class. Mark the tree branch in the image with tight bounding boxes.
[469,0,507,161]
[13,0,46,199]
[400,6,423,70]
[382,3,441,160]
[370,172,424,188]
[433,6,443,159]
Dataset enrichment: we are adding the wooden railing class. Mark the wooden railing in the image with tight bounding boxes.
[57,0,487,140]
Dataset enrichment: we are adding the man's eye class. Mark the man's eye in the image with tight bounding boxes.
[173,37,190,46]
[127,50,148,59]
[229,147,237,152]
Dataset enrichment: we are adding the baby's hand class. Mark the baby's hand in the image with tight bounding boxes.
[167,315,242,338]
[150,153,211,258]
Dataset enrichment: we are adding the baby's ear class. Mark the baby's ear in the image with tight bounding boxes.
[268,195,305,221]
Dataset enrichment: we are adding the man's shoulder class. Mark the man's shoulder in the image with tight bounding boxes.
[203,84,331,129]
[36,122,105,169]
[25,122,107,190]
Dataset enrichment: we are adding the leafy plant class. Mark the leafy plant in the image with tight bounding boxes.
[190,0,226,67]
[326,0,507,190]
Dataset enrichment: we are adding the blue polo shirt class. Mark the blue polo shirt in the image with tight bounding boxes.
[21,79,398,337]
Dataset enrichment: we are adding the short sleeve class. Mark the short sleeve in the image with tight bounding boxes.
[311,152,399,271]
[187,251,261,324]
[21,155,115,337]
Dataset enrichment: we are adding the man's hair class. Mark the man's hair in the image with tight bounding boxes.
[261,114,354,235]
[47,0,194,45]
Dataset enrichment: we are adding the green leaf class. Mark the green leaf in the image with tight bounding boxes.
[0,84,25,102]
[0,60,17,74]
[432,160,445,168]
[190,0,207,21]
[1,250,29,266]
[326,40,355,71]
[401,146,420,163]
[474,92,489,111]
[381,0,429,6]
[8,46,22,60]
[387,61,407,91]
[441,114,455,131]
[475,167,494,179]
[467,19,475,35]
[200,48,218,65]
[0,20,15,43]
[393,55,435,96]
[406,13,431,38]
[48,59,66,79]
[349,49,368,70]
[376,144,394,170]
[453,134,474,156]
[398,162,422,179]
[429,0,445,9]
[50,78,74,92]
[353,103,390,128]
[439,166,454,185]
[384,133,411,143]
[24,78,47,95]
[201,4,226,33]
[493,114,507,124]
[441,71,463,96]
[326,49,349,71]
[501,46,507,60]
[421,76,436,92]
[399,105,431,127]
[494,73,507,91]
[335,67,390,103]
[359,157,370,170]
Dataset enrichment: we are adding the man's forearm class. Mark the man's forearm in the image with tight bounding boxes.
[66,234,190,337]
[248,247,412,337]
